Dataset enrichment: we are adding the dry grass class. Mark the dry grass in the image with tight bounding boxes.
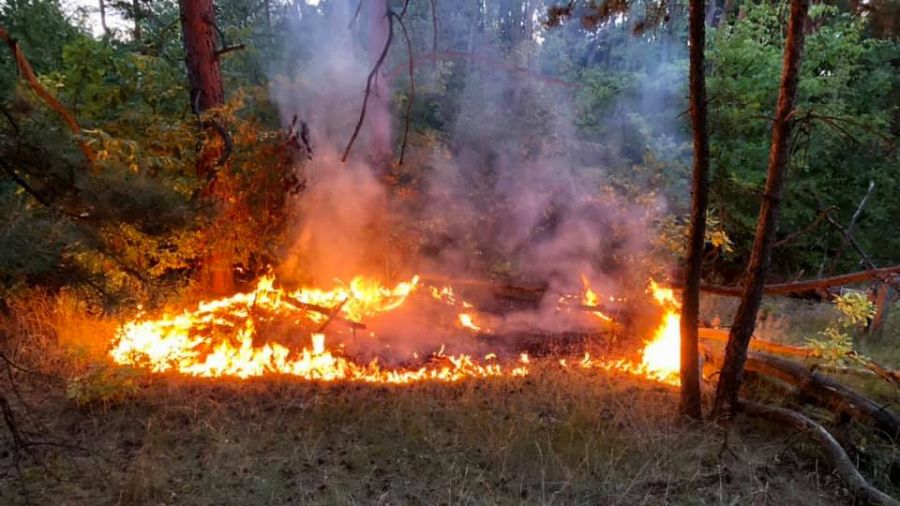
[0,292,894,505]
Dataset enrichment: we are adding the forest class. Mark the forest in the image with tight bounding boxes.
[0,0,898,504]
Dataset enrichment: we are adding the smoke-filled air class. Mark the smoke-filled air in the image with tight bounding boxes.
[2,0,898,503]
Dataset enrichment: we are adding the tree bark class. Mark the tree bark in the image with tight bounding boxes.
[680,0,709,420]
[713,0,810,418]
[179,0,224,115]
[178,0,230,294]
[99,0,110,36]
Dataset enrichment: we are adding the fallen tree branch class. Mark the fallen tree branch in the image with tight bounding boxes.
[699,328,812,357]
[705,348,900,441]
[677,264,900,297]
[740,400,900,506]
[0,26,95,164]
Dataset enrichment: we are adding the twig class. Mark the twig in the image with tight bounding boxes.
[774,207,833,248]
[347,0,364,29]
[341,7,394,163]
[394,10,414,165]
[215,44,245,56]
[316,297,349,333]
[430,0,438,55]
[826,181,875,275]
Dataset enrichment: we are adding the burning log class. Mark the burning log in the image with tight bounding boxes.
[705,348,900,441]
[740,400,900,506]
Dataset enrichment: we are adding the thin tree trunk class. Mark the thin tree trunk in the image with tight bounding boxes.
[713,0,810,418]
[99,0,110,36]
[680,0,709,420]
[132,0,142,41]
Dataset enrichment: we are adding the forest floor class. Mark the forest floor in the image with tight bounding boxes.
[0,295,897,505]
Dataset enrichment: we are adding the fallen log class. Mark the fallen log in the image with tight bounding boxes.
[705,348,900,441]
[699,328,812,357]
[740,400,900,506]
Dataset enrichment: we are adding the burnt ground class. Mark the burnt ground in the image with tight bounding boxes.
[0,357,878,506]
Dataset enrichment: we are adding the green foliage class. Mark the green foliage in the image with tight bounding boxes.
[806,291,876,365]
[707,3,899,278]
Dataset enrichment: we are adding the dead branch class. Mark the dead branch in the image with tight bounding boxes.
[428,266,900,301]
[394,9,414,165]
[674,264,900,297]
[341,6,394,163]
[429,0,437,55]
[774,207,833,248]
[215,43,245,56]
[0,26,96,164]
[740,400,900,506]
[826,181,876,275]
[315,297,349,333]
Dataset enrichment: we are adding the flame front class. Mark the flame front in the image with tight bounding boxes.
[109,274,684,386]
[109,276,524,382]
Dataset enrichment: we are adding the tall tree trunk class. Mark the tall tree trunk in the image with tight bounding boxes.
[179,0,231,294]
[179,0,225,115]
[712,0,810,418]
[680,0,709,420]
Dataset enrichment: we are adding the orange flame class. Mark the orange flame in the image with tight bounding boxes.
[109,273,683,386]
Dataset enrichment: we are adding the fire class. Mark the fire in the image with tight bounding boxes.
[109,275,526,382]
[457,313,481,331]
[581,275,613,322]
[108,272,684,386]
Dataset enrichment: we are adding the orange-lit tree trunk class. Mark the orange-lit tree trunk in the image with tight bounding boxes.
[713,0,810,418]
[179,0,232,294]
[679,0,708,420]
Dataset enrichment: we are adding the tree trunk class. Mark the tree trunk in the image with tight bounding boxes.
[178,0,230,295]
[680,0,710,420]
[179,0,224,114]
[99,0,110,36]
[713,0,810,418]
